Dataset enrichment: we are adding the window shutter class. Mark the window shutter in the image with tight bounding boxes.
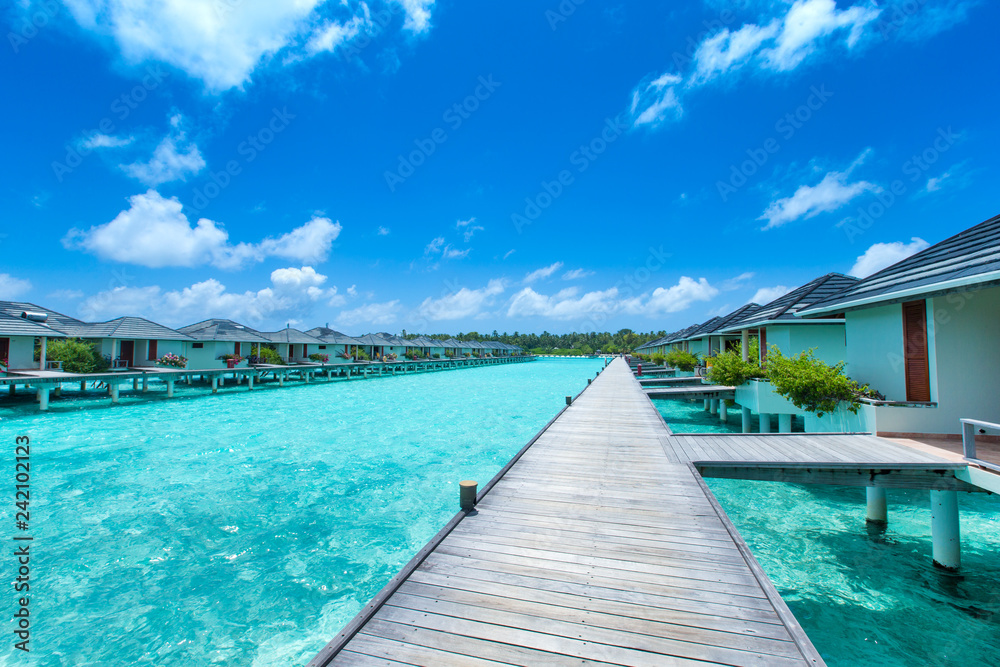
[148,339,158,361]
[902,300,931,401]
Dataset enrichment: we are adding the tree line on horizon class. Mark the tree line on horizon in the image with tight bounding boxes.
[400,329,665,355]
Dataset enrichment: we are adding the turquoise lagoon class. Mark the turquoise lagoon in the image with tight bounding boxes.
[0,358,604,665]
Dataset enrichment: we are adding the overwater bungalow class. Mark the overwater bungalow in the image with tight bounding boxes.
[354,333,398,360]
[303,327,367,362]
[261,327,325,364]
[438,337,465,358]
[177,319,271,368]
[0,310,67,371]
[58,316,195,369]
[406,335,446,359]
[799,212,1000,436]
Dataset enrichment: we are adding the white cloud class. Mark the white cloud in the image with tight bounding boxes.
[750,285,793,304]
[759,149,880,230]
[393,0,435,33]
[924,174,949,193]
[47,289,85,300]
[629,72,683,128]
[0,274,32,299]
[721,272,755,290]
[692,21,779,83]
[377,226,390,236]
[424,237,445,255]
[562,268,594,281]
[335,300,401,327]
[64,190,341,269]
[442,246,470,260]
[507,276,717,321]
[77,266,342,325]
[850,237,929,278]
[56,0,437,92]
[456,217,484,242]
[121,115,205,186]
[523,262,564,284]
[642,277,719,315]
[502,249,515,260]
[416,279,505,321]
[762,0,879,71]
[81,133,133,150]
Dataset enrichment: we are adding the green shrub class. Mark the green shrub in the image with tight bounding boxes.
[765,347,879,417]
[651,352,665,366]
[355,348,371,361]
[432,353,440,359]
[665,349,699,371]
[257,347,284,365]
[707,340,766,387]
[46,339,109,374]
[309,353,329,362]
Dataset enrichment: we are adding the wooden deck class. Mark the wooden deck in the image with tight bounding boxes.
[645,384,735,398]
[311,357,963,666]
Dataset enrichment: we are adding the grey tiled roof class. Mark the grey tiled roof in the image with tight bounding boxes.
[177,319,271,343]
[303,328,366,345]
[0,311,68,338]
[261,328,323,345]
[803,213,1000,314]
[722,274,859,330]
[57,316,194,340]
[0,300,84,331]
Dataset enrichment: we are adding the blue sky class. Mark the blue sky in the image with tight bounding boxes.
[1,0,996,335]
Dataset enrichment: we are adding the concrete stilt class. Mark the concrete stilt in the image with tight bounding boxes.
[110,384,119,403]
[709,399,718,415]
[866,487,888,525]
[54,386,62,397]
[704,398,710,411]
[38,387,49,411]
[719,400,728,422]
[930,490,961,571]
[8,384,14,396]
[778,414,792,433]
[279,374,285,387]
[304,372,310,383]
[760,413,772,433]
[248,374,254,390]
[80,380,86,392]
[167,379,175,397]
[142,375,148,392]
[219,376,225,387]
[742,407,752,433]
[212,377,219,393]
[133,378,139,391]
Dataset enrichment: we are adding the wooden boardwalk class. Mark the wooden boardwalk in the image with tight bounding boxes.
[311,358,959,666]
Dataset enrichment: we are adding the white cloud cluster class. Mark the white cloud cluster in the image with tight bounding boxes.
[0,273,32,299]
[78,266,344,325]
[850,237,929,278]
[759,149,879,230]
[507,276,718,321]
[456,217,484,242]
[630,0,881,128]
[416,279,505,321]
[750,285,792,305]
[562,268,594,281]
[63,190,341,269]
[121,115,205,186]
[56,0,437,92]
[336,300,401,327]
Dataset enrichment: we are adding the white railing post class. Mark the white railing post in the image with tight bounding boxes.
[961,420,977,459]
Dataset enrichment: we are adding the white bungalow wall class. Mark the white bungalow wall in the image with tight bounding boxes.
[93,338,186,368]
[184,341,249,368]
[4,336,38,369]
[764,323,846,365]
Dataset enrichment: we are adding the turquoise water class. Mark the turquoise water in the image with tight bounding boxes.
[652,397,804,433]
[708,479,1000,666]
[0,358,604,666]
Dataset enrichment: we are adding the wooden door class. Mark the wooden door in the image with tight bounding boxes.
[902,300,931,401]
[0,337,9,365]
[147,339,158,361]
[119,340,135,366]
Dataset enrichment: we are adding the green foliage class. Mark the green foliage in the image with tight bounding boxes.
[651,352,665,366]
[355,348,371,361]
[46,339,110,374]
[309,353,329,362]
[432,353,441,359]
[707,339,765,387]
[765,347,878,417]
[257,347,284,365]
[665,348,699,372]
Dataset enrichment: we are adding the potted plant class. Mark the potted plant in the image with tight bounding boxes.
[309,353,329,363]
[221,353,244,368]
[156,353,188,369]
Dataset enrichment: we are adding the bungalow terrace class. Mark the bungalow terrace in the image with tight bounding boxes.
[177,319,271,368]
[682,303,763,359]
[261,327,324,364]
[0,301,87,370]
[439,338,465,358]
[406,336,446,358]
[303,327,366,362]
[354,333,400,360]
[56,316,195,369]
[799,212,1000,436]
